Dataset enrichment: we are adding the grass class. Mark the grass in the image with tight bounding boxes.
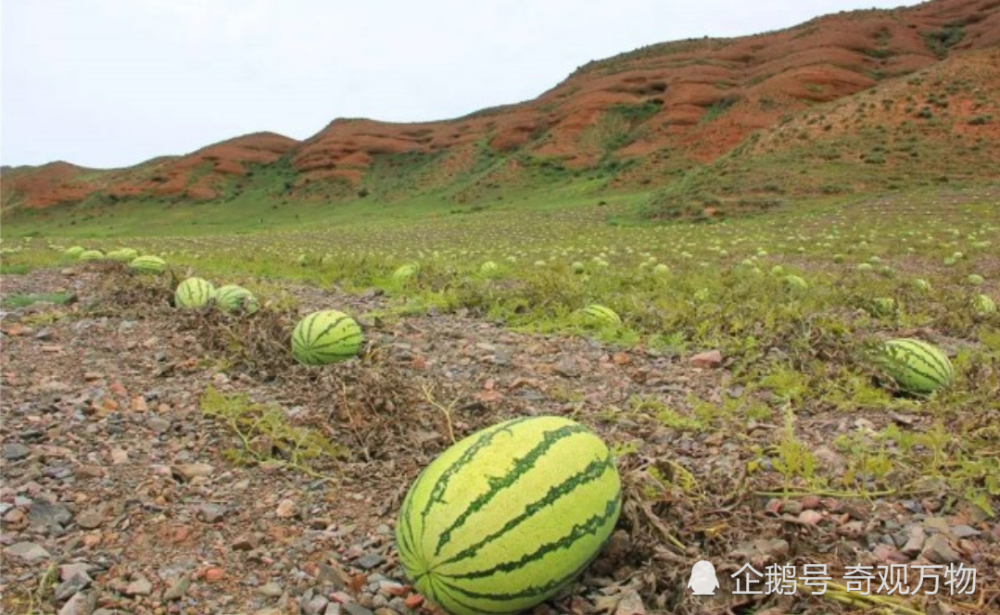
[2,292,72,309]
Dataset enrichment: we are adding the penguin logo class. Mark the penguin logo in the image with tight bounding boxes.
[687,560,720,595]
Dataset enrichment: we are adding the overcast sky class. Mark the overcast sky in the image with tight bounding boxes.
[2,0,923,169]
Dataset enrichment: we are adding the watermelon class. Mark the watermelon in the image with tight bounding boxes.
[174,277,216,309]
[973,294,997,316]
[480,262,499,276]
[79,250,104,261]
[571,261,585,274]
[108,248,139,262]
[129,255,167,274]
[215,285,260,314]
[877,339,954,396]
[652,263,670,276]
[783,275,808,290]
[394,263,419,282]
[966,274,985,286]
[870,297,896,316]
[856,263,874,272]
[64,246,86,258]
[291,310,363,365]
[578,304,621,327]
[913,279,932,292]
[396,416,621,615]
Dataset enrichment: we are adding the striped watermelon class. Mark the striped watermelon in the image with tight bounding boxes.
[397,416,621,615]
[174,277,216,309]
[129,255,167,274]
[480,261,499,276]
[291,310,363,365]
[64,246,86,258]
[973,294,997,316]
[215,285,260,314]
[578,304,621,328]
[878,339,954,395]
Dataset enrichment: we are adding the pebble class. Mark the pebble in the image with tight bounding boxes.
[125,576,154,596]
[198,503,227,523]
[28,501,73,528]
[163,575,190,601]
[54,571,93,601]
[276,499,298,518]
[76,508,104,529]
[172,463,215,481]
[355,553,385,570]
[922,534,961,564]
[902,526,926,556]
[58,591,94,615]
[2,443,31,460]
[259,582,283,597]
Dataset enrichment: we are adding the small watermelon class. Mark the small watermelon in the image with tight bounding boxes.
[396,416,621,615]
[870,297,896,316]
[291,310,363,365]
[653,263,670,276]
[79,250,104,261]
[571,261,585,274]
[129,255,167,274]
[107,248,139,262]
[877,338,954,396]
[783,275,808,290]
[973,294,997,316]
[966,274,985,286]
[393,263,419,282]
[856,263,874,272]
[174,277,216,309]
[64,246,86,258]
[578,304,621,327]
[480,261,499,276]
[215,285,259,314]
[913,279,932,292]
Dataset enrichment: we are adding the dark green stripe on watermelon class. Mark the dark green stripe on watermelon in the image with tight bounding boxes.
[439,550,597,605]
[433,424,592,557]
[418,417,533,540]
[441,493,620,581]
[437,453,615,566]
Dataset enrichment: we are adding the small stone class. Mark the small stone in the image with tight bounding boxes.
[147,417,171,434]
[58,591,94,615]
[902,526,926,556]
[29,501,73,528]
[125,576,153,596]
[258,582,283,597]
[2,443,31,460]
[782,501,803,515]
[231,534,258,551]
[344,604,374,615]
[798,510,824,525]
[922,534,961,564]
[110,449,128,465]
[204,567,225,582]
[689,349,723,368]
[55,571,93,601]
[163,575,190,601]
[404,595,424,609]
[60,563,94,581]
[198,503,227,523]
[172,463,214,481]
[324,604,342,615]
[304,595,330,615]
[950,525,980,539]
[355,553,384,570]
[76,508,104,530]
[275,499,297,518]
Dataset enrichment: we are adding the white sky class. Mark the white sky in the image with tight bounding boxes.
[2,0,923,169]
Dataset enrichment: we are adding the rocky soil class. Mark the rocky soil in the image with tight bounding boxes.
[1,266,997,615]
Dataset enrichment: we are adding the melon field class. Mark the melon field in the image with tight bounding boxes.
[1,186,999,615]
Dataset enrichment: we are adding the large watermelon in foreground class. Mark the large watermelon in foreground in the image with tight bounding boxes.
[397,416,621,615]
[291,310,363,365]
[877,338,954,396]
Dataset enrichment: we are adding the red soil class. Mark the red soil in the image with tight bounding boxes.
[2,0,998,210]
